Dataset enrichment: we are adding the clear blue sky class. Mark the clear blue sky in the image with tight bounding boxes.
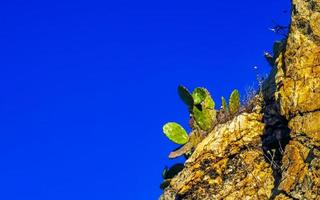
[0,1,290,199]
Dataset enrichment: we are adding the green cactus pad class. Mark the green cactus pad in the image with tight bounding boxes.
[177,85,194,108]
[221,96,228,112]
[163,122,189,145]
[193,106,215,131]
[193,89,216,131]
[229,89,240,115]
[192,87,207,105]
[201,89,215,109]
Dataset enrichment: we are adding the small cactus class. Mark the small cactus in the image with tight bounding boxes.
[221,96,228,113]
[192,88,216,131]
[178,85,194,109]
[193,107,212,131]
[163,122,189,145]
[164,86,217,160]
[229,89,240,115]
[192,87,207,105]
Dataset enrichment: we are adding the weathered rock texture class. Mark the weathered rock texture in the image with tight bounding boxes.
[160,0,320,199]
[274,0,320,198]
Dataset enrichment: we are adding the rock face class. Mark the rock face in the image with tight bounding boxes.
[274,0,320,199]
[160,0,320,199]
[162,108,275,200]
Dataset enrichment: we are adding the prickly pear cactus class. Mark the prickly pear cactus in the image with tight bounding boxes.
[229,89,240,115]
[177,85,194,110]
[192,88,207,105]
[221,96,228,113]
[163,122,189,145]
[192,88,216,131]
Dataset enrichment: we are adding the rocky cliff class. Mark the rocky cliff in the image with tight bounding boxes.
[160,0,320,199]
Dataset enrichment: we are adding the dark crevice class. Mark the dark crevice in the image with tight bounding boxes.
[298,107,320,116]
[261,66,292,200]
[287,107,320,121]
[262,102,291,200]
[305,148,316,164]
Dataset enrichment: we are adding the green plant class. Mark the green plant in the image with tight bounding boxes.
[178,85,194,110]
[221,96,228,113]
[163,122,189,145]
[192,87,207,105]
[162,86,216,159]
[229,89,240,115]
[192,88,216,131]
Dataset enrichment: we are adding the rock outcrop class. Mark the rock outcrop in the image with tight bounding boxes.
[274,0,320,198]
[160,0,320,199]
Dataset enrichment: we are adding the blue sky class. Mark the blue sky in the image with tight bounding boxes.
[0,1,290,199]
